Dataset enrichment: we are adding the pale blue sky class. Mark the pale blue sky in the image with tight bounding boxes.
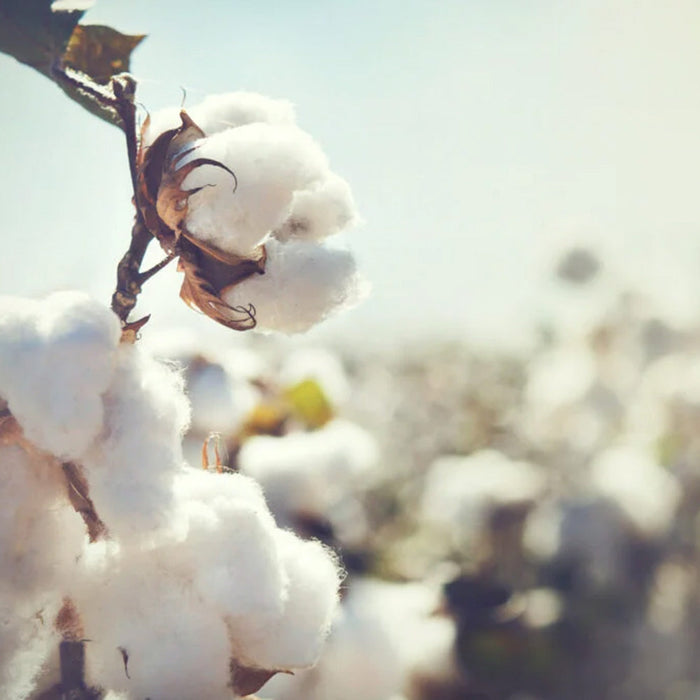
[2,0,700,348]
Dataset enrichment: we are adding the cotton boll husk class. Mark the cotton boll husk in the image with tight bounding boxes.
[80,345,191,540]
[75,548,233,700]
[0,291,120,460]
[222,239,368,333]
[235,530,342,670]
[181,123,331,256]
[273,172,359,244]
[589,445,680,536]
[238,419,378,524]
[142,92,296,147]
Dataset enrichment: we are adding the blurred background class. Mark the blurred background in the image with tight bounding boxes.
[4,1,700,698]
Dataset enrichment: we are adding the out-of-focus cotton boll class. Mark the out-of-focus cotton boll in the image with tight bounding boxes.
[142,91,296,147]
[80,345,191,540]
[238,419,378,540]
[75,549,233,700]
[525,344,597,410]
[187,357,258,435]
[181,123,332,256]
[421,450,546,539]
[589,445,680,537]
[280,346,351,406]
[222,238,368,333]
[0,291,120,460]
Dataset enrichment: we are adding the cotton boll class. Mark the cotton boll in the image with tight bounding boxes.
[273,173,359,244]
[222,239,367,333]
[0,291,120,460]
[181,123,331,256]
[238,530,342,670]
[81,346,191,540]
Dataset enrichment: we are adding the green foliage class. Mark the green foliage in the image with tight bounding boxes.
[0,0,144,126]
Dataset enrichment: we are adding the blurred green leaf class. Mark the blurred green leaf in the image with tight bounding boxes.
[0,0,145,126]
[285,378,335,429]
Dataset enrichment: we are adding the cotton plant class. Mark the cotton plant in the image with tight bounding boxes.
[0,3,368,698]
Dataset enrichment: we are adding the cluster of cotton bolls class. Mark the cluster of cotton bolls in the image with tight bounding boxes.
[143,91,367,333]
[0,291,343,700]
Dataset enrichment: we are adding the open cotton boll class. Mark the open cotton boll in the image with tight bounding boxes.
[272,172,359,244]
[222,238,367,333]
[181,123,331,257]
[0,291,120,460]
[80,345,190,540]
[280,347,351,406]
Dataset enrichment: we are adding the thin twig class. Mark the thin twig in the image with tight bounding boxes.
[138,251,177,283]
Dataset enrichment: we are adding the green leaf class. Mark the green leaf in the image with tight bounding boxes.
[0,0,145,126]
[284,378,335,429]
[0,0,83,78]
[62,24,145,84]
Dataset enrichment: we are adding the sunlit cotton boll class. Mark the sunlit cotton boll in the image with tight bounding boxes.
[0,291,121,460]
[180,122,356,256]
[222,238,368,333]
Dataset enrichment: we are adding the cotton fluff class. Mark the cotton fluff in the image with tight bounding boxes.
[79,345,190,540]
[181,123,355,255]
[222,238,367,333]
[142,91,296,147]
[239,419,378,538]
[0,446,86,700]
[0,291,121,460]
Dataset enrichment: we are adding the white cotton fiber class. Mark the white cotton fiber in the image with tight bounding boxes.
[222,238,368,333]
[0,292,121,460]
[75,549,233,700]
[142,91,296,147]
[80,346,191,540]
[181,123,331,256]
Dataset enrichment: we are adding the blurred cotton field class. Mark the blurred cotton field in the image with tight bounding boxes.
[134,240,700,700]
